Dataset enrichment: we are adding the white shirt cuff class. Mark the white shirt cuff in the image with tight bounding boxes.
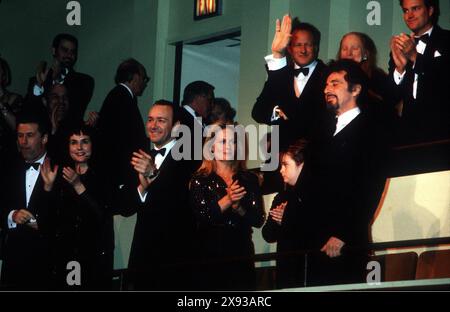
[271,106,280,122]
[265,54,287,71]
[33,84,44,96]
[8,210,17,229]
[138,187,148,202]
[393,69,406,85]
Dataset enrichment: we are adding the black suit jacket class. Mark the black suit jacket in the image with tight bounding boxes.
[388,25,450,143]
[262,177,310,289]
[304,111,388,285]
[252,60,328,149]
[0,159,57,289]
[118,149,197,290]
[97,85,148,188]
[27,69,94,126]
[178,106,203,170]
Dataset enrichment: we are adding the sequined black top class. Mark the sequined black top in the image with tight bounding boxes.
[190,171,265,231]
[189,170,265,290]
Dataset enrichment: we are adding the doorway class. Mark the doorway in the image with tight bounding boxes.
[173,31,241,117]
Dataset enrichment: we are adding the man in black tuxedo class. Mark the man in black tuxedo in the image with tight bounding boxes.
[304,60,387,286]
[120,100,197,290]
[0,110,58,290]
[27,33,95,127]
[178,80,215,164]
[389,0,450,143]
[252,15,328,150]
[97,58,150,189]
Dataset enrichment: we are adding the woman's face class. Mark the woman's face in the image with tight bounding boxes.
[69,133,92,164]
[339,34,365,63]
[280,153,303,186]
[213,127,236,161]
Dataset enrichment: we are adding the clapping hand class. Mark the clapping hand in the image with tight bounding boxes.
[131,149,158,191]
[396,33,417,62]
[40,158,58,192]
[227,180,247,205]
[269,201,287,225]
[63,166,86,195]
[36,61,50,87]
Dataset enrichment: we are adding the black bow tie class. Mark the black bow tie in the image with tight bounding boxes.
[294,67,310,77]
[24,162,40,171]
[414,34,429,44]
[149,148,166,158]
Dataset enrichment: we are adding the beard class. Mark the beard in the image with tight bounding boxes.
[325,97,339,113]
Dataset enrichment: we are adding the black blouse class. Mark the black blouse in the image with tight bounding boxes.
[190,170,265,230]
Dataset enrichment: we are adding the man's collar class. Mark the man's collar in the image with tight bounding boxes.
[415,26,433,38]
[183,105,198,118]
[337,106,361,122]
[294,59,318,70]
[153,139,176,153]
[25,152,47,165]
[119,83,134,98]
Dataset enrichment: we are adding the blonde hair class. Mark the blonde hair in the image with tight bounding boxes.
[195,123,246,177]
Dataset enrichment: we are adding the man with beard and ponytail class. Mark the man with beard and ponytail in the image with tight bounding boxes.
[304,59,387,286]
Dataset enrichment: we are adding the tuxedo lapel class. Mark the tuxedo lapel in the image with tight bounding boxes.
[17,163,27,210]
[27,175,44,214]
[298,61,323,102]
[333,113,363,142]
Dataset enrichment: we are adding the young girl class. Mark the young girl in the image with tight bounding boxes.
[262,139,310,289]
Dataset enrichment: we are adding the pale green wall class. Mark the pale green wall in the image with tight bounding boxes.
[0,0,158,119]
[0,0,74,97]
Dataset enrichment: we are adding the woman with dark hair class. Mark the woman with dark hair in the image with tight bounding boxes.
[189,123,265,290]
[55,124,114,290]
[262,139,310,289]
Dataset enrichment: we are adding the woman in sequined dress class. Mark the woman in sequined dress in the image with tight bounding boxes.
[189,124,265,290]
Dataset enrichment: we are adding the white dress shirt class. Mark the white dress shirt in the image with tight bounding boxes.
[8,153,47,228]
[334,107,361,136]
[393,27,433,99]
[264,55,318,121]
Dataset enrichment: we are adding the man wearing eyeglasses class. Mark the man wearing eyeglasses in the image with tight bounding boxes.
[97,58,150,189]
